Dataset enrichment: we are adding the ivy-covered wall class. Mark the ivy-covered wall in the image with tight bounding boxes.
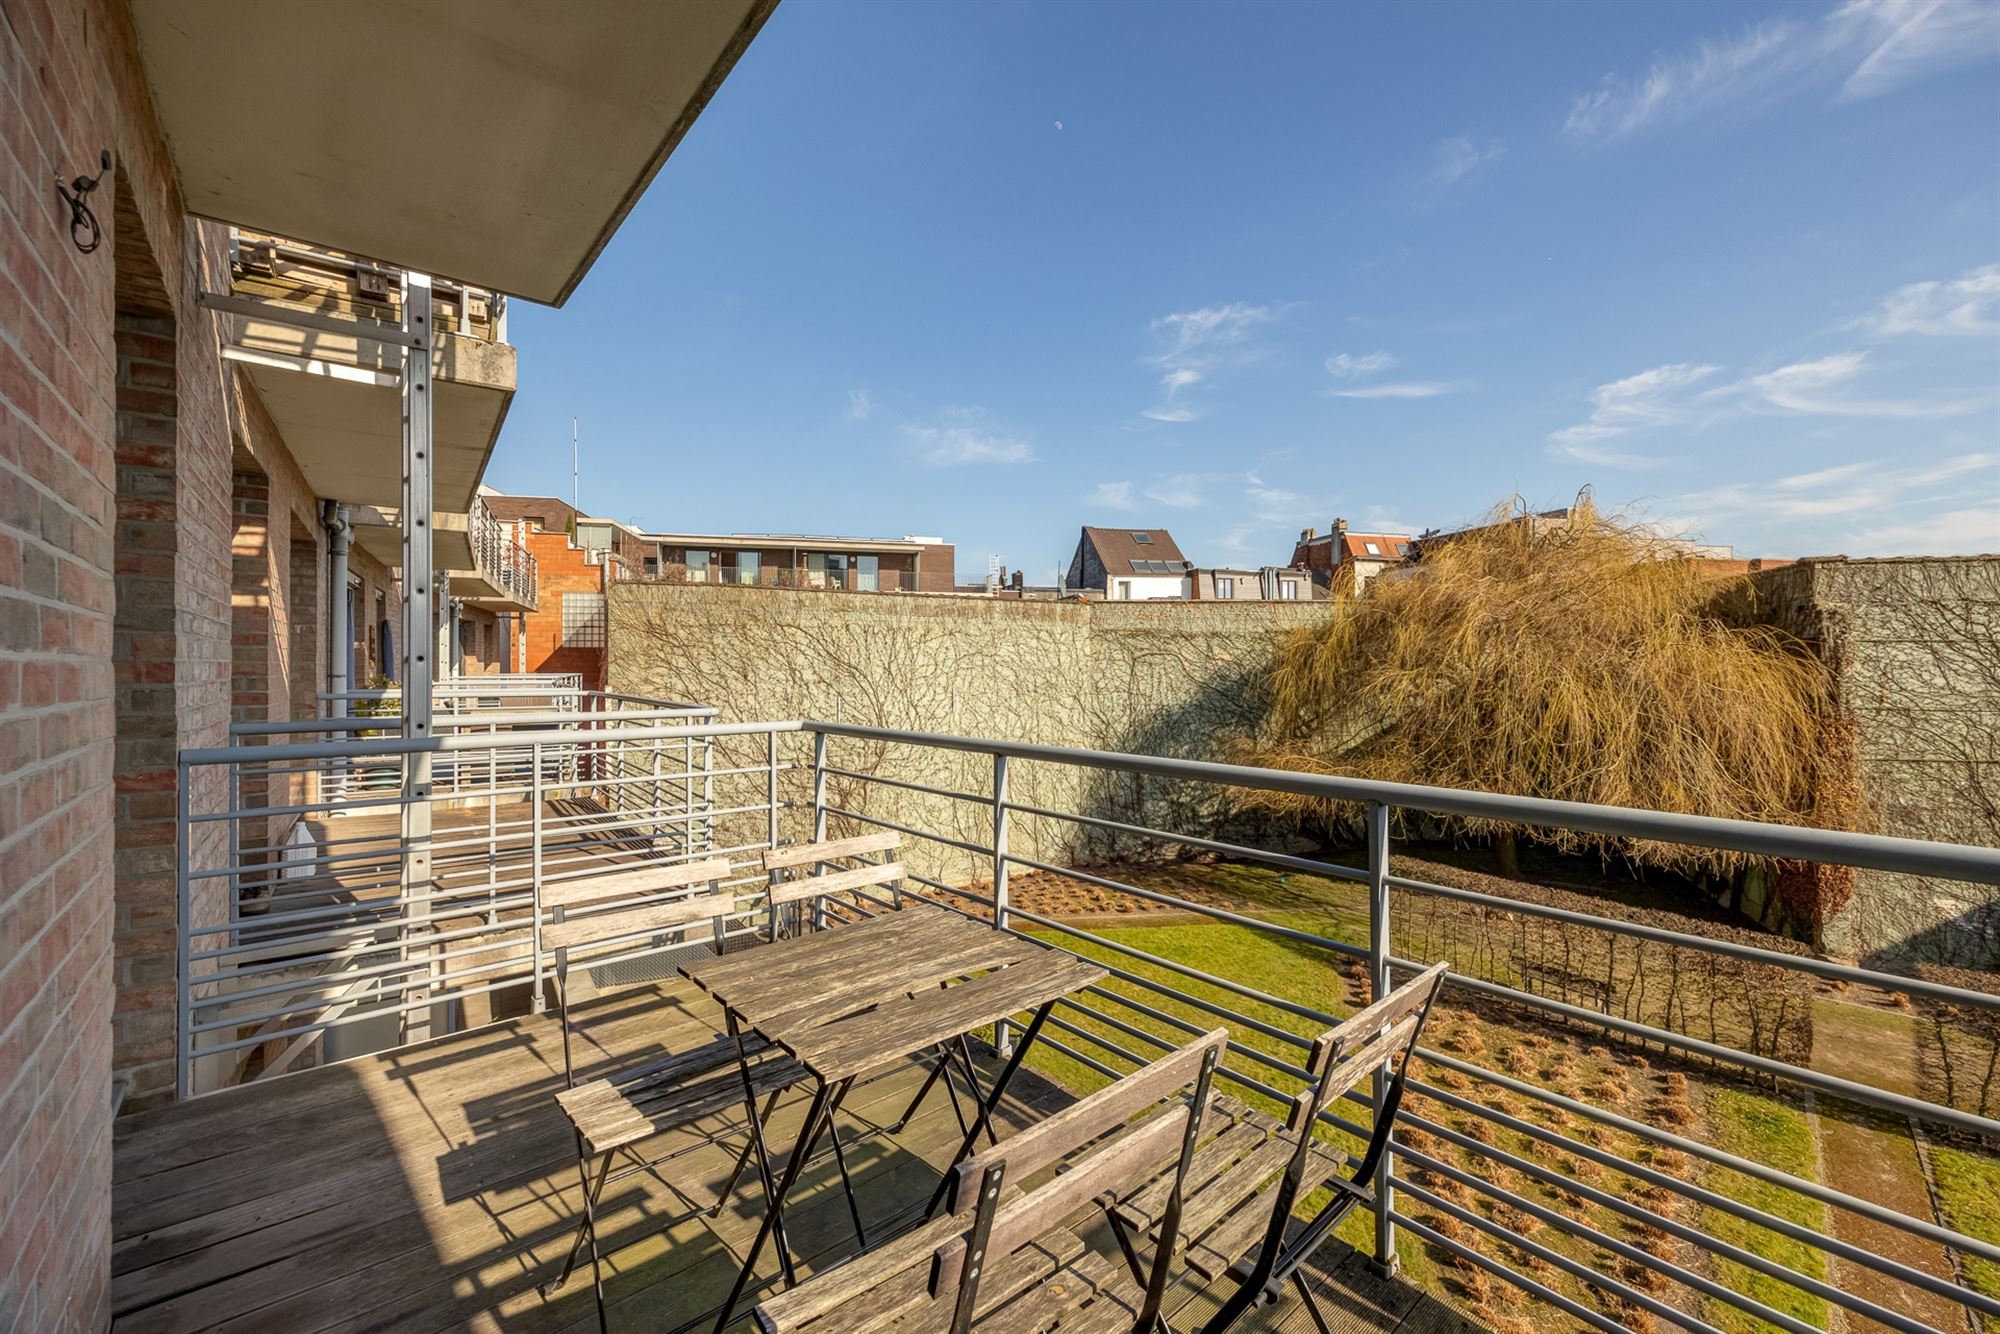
[606,585,1333,881]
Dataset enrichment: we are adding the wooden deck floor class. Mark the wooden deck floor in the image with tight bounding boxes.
[112,976,1480,1334]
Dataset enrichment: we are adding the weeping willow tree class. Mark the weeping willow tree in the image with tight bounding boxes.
[1249,497,1844,879]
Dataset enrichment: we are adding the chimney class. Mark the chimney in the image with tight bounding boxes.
[1011,570,1024,590]
[1333,517,1348,538]
[1300,527,1316,543]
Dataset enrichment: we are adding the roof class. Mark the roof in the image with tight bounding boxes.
[643,532,943,555]
[484,495,582,529]
[1079,527,1190,577]
[1336,533,1412,562]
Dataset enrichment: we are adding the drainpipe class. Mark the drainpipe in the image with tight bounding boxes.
[324,501,351,717]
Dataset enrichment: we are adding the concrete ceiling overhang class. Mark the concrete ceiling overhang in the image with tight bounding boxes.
[349,508,476,574]
[129,0,777,306]
[222,315,514,512]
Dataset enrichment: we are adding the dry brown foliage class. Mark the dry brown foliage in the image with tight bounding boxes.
[1248,497,1836,876]
[1500,1045,1540,1077]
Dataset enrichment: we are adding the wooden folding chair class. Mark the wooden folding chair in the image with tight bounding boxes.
[538,858,814,1332]
[761,830,908,934]
[755,1027,1232,1334]
[1107,962,1450,1334]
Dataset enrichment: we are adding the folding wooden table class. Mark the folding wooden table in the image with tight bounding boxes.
[680,903,1107,1332]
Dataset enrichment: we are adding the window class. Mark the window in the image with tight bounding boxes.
[1364,541,1381,556]
[1280,580,1298,600]
[855,555,879,591]
[1216,577,1234,599]
[736,551,761,585]
[1395,541,1410,557]
[643,555,659,575]
[1114,580,1132,599]
[1132,533,1153,544]
[561,592,606,647]
[685,549,709,583]
[577,521,611,553]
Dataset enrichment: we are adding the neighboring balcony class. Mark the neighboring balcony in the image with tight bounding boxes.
[212,230,518,512]
[347,496,539,614]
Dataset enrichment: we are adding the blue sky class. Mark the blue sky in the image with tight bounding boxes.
[484,0,2000,581]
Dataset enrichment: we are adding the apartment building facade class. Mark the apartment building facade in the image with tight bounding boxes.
[642,530,957,593]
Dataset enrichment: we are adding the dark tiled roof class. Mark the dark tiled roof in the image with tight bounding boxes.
[1080,527,1189,576]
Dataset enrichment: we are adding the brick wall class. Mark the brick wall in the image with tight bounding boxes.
[519,526,606,690]
[1,0,194,1320]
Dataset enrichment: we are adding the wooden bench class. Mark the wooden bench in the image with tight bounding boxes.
[1107,962,1450,1332]
[756,1028,1232,1334]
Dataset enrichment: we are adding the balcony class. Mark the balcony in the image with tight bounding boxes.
[213,232,518,512]
[130,712,2000,1333]
[349,495,541,615]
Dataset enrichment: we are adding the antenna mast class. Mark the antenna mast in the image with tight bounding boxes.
[571,418,579,513]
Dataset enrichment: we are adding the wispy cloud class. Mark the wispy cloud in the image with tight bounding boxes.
[1139,303,1277,423]
[1676,452,1999,548]
[1150,303,1274,363]
[1143,474,1213,509]
[1089,481,1137,512]
[1852,263,2000,337]
[1324,349,1470,402]
[1548,362,1721,466]
[1850,503,2000,556]
[1732,351,1983,417]
[1562,0,2000,142]
[1325,351,1397,379]
[1429,136,1506,188]
[901,407,1034,467]
[846,388,874,422]
[1332,380,1474,400]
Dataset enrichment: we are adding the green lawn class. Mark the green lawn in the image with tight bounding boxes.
[1929,1142,2000,1334]
[1699,1087,1830,1334]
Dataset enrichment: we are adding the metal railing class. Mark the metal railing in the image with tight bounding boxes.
[790,722,2000,1334]
[468,495,538,607]
[170,714,2000,1334]
[180,688,728,1092]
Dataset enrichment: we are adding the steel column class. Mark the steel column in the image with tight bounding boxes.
[399,271,436,1044]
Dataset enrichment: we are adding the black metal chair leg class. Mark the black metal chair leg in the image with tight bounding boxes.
[826,1117,868,1248]
[711,1088,784,1219]
[544,1143,616,1297]
[925,1003,1052,1219]
[714,1078,850,1334]
[951,1035,999,1146]
[887,1046,957,1134]
[1293,1273,1335,1334]
[1106,1211,1150,1286]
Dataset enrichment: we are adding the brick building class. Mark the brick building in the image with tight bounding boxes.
[1290,520,1413,594]
[0,0,761,1322]
[640,529,958,593]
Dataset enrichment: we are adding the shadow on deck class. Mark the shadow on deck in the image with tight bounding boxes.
[111,977,1479,1334]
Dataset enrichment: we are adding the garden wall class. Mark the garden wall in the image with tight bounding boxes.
[1748,556,2000,968]
[605,585,1332,879]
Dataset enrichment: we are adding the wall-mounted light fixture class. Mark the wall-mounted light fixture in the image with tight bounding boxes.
[56,150,112,254]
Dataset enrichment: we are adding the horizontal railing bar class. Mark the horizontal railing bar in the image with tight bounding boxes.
[1012,908,1337,1028]
[821,765,989,806]
[182,718,804,766]
[1070,986,1315,1084]
[1394,1143,1838,1334]
[1402,1090,2000,1318]
[1003,852,1370,960]
[1407,958,2000,1138]
[821,805,992,859]
[1001,796,1369,886]
[808,721,2000,884]
[1388,872,2000,1012]
[1388,1204,1639,1334]
[1391,1179,1698,1334]
[1414,1049,2000,1264]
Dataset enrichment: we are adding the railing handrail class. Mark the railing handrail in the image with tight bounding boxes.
[802,721,2000,886]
